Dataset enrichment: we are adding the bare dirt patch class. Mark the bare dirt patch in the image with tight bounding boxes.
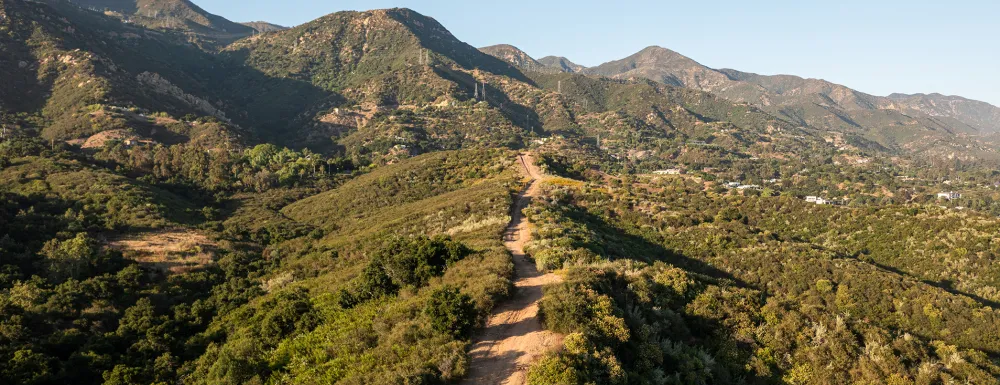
[80,129,139,149]
[109,229,216,274]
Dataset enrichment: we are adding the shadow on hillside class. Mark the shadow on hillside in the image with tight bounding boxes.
[435,67,542,136]
[835,251,1000,310]
[561,204,752,289]
[0,14,53,117]
[205,48,344,149]
[580,255,773,383]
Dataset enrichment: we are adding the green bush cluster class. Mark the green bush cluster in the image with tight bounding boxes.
[339,235,470,308]
[424,286,477,339]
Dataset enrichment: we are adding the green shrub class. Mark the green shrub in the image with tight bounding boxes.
[424,286,477,339]
[376,235,469,287]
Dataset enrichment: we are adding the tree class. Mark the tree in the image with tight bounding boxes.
[40,233,98,283]
[3,349,52,385]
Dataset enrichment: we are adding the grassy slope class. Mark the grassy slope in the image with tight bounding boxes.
[188,149,520,383]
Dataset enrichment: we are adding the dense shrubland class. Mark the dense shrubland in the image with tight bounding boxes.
[523,173,1000,384]
[0,136,521,385]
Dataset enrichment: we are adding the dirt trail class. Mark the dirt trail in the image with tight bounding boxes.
[461,154,563,385]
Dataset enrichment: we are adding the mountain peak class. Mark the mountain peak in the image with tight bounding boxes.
[582,45,714,87]
[479,44,545,71]
[638,45,671,53]
[65,0,254,46]
[631,46,701,65]
[241,21,288,33]
[537,56,585,73]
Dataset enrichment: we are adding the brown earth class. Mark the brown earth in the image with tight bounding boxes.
[462,154,563,385]
[109,229,216,274]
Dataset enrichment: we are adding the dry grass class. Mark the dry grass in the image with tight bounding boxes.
[81,129,138,149]
[109,229,217,274]
[542,177,585,189]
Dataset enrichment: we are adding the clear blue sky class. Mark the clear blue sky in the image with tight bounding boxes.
[198,0,1000,105]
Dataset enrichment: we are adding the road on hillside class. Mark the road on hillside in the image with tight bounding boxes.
[461,153,563,385]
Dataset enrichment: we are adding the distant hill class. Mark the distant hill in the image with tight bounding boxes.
[226,8,528,95]
[241,20,287,33]
[0,0,329,144]
[6,0,998,163]
[580,45,1000,156]
[888,93,1000,132]
[584,46,883,111]
[479,45,584,74]
[537,55,584,73]
[222,8,549,150]
[64,0,254,46]
[479,44,552,73]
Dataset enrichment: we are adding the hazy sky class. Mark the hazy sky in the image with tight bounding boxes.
[197,0,1000,105]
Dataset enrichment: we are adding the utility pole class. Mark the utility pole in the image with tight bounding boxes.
[474,83,478,100]
[557,80,561,93]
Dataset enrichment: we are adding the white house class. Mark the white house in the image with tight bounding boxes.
[937,192,961,200]
[805,196,819,203]
[653,169,683,175]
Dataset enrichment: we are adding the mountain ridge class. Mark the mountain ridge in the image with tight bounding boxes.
[536,55,584,73]
[240,20,287,33]
[483,42,1000,136]
[64,0,254,46]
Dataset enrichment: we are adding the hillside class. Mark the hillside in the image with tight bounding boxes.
[224,8,528,98]
[581,46,1000,158]
[537,55,584,73]
[241,20,287,33]
[479,44,564,74]
[221,8,552,151]
[0,0,340,147]
[888,92,1000,132]
[65,0,254,46]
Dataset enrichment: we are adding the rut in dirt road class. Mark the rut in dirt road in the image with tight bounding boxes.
[461,154,563,385]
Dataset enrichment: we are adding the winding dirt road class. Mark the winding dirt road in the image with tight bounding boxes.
[461,154,563,385]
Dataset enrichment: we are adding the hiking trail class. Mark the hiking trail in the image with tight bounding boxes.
[461,153,563,385]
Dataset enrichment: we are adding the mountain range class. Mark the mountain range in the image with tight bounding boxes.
[481,44,1000,156]
[4,0,998,164]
